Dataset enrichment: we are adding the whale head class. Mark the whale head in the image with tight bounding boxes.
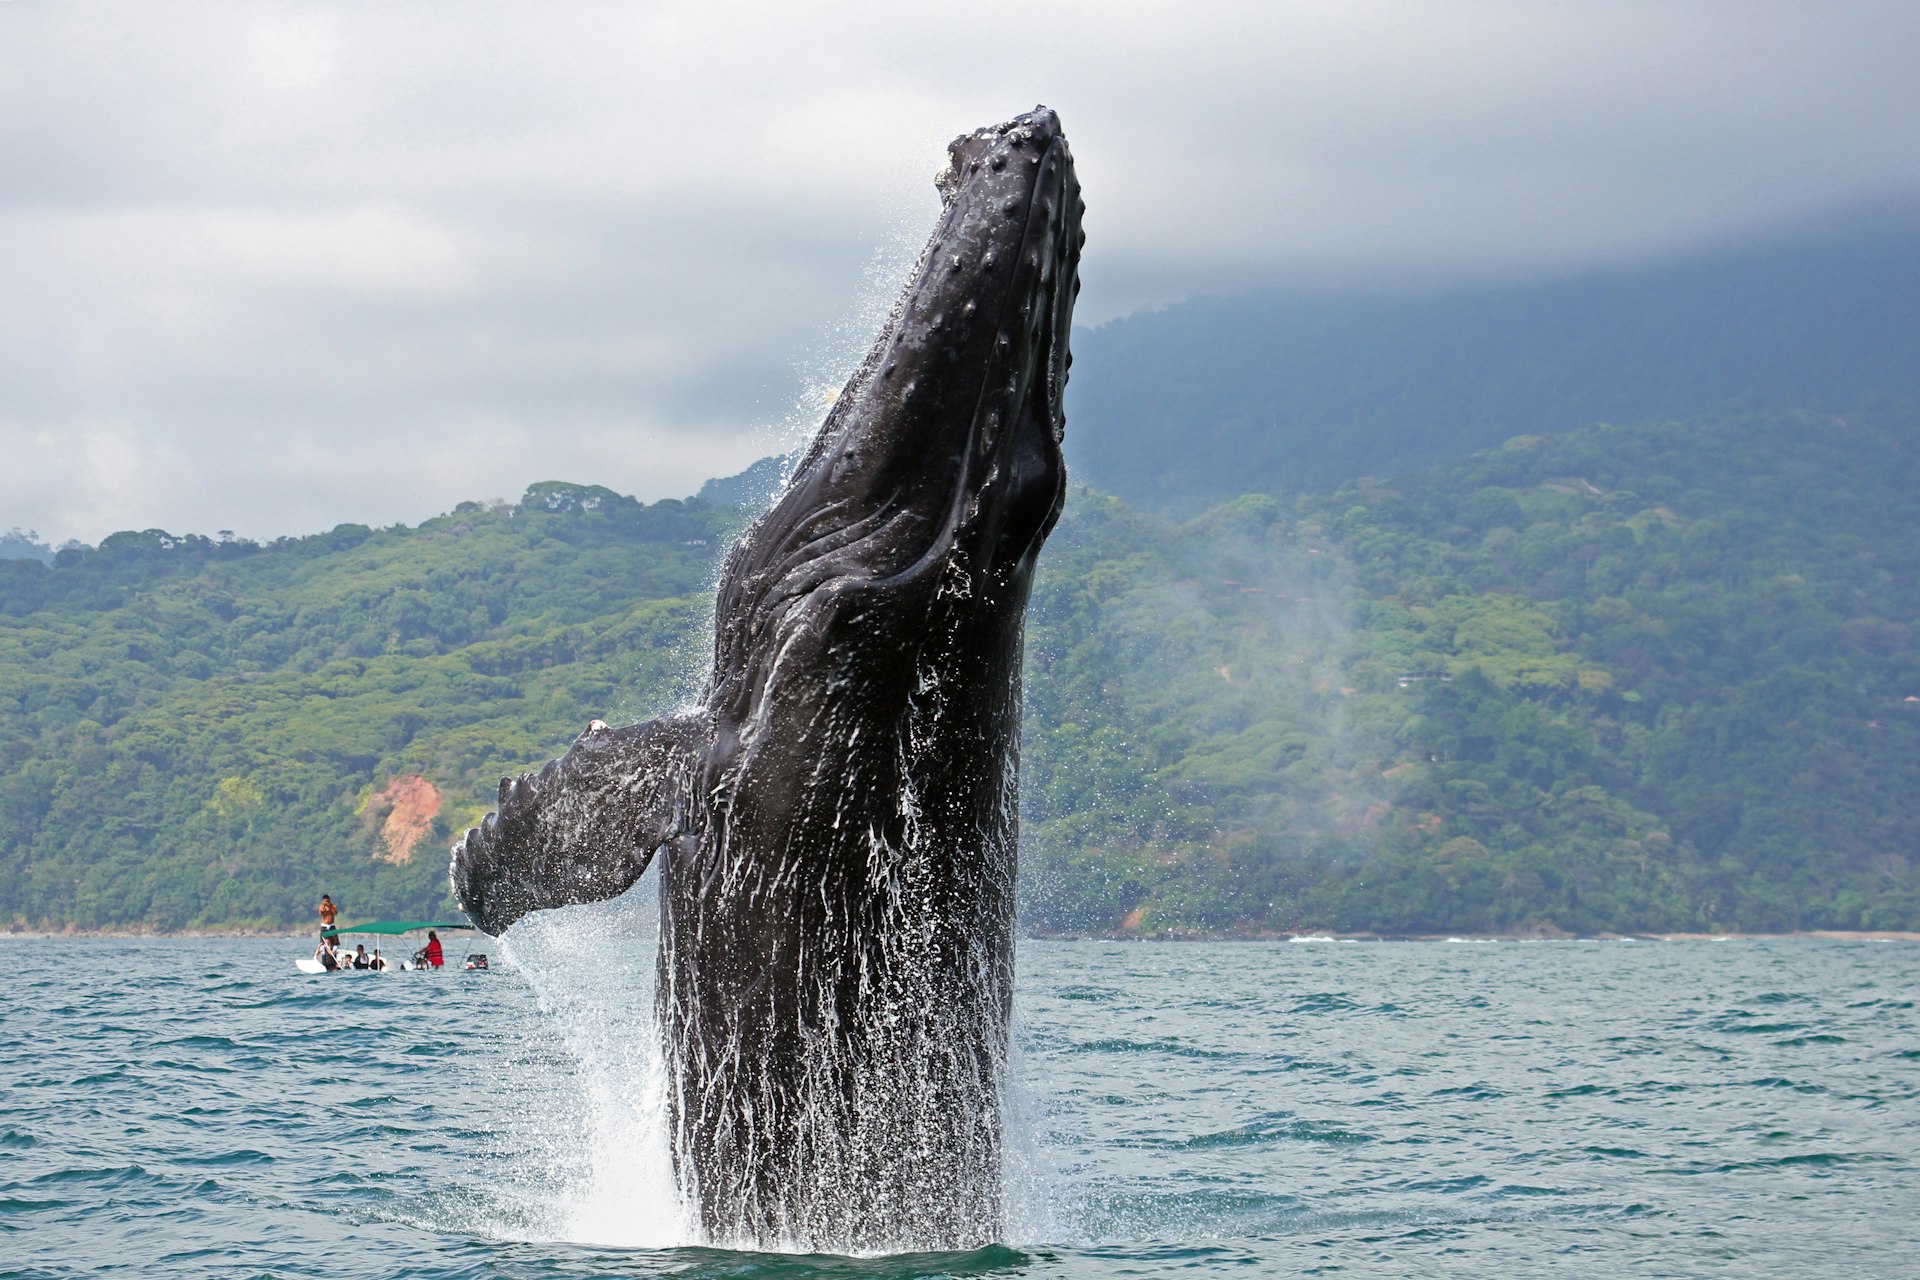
[711,106,1084,729]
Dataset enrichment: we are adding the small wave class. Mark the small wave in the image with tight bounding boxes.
[68,1069,130,1086]
[336,1122,432,1142]
[1625,1079,1688,1095]
[1391,1174,1490,1194]
[340,1095,406,1110]
[1743,1076,1827,1094]
[1075,1037,1236,1061]
[172,1148,274,1169]
[1674,1151,1886,1175]
[1544,1083,1615,1099]
[0,1192,81,1217]
[145,1057,236,1074]
[150,1034,245,1051]
[1181,1113,1374,1149]
[23,1163,166,1193]
[1489,1182,1573,1198]
[1706,1017,1810,1034]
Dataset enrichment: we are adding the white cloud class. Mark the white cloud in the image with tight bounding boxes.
[1,0,1916,543]
[3,420,188,542]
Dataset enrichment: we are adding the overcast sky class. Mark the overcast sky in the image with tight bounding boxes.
[4,1,1917,546]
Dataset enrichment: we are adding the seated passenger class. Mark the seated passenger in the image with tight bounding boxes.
[314,938,340,971]
[351,944,371,970]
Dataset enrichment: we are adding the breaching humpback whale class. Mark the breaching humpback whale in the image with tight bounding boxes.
[452,106,1082,1252]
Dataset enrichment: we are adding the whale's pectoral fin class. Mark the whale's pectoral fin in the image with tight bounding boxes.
[451,713,703,935]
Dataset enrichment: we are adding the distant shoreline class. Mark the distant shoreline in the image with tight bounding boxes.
[5,926,1917,943]
[1033,929,1920,943]
[1,927,312,940]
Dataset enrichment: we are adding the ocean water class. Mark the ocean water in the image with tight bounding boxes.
[4,932,1917,1278]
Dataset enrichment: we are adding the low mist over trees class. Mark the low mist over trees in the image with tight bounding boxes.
[1024,409,1919,934]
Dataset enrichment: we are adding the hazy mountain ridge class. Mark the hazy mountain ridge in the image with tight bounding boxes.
[1,529,59,565]
[1066,217,1920,515]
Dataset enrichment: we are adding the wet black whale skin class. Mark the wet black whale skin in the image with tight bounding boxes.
[451,108,1083,1246]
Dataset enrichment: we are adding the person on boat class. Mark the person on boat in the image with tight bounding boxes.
[318,894,339,940]
[351,944,371,970]
[369,948,389,972]
[314,936,342,971]
[422,930,445,968]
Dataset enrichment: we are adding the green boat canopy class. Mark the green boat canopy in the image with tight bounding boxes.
[331,920,474,935]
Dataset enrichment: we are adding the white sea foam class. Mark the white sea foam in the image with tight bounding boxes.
[493,867,694,1248]
[487,861,1055,1253]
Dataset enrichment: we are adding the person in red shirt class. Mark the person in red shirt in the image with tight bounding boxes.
[423,930,444,968]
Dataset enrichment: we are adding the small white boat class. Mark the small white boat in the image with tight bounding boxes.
[295,954,403,974]
[296,920,477,975]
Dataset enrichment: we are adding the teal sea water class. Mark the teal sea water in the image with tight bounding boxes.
[4,934,1918,1278]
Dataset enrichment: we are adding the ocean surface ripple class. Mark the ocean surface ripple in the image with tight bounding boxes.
[3,936,1917,1278]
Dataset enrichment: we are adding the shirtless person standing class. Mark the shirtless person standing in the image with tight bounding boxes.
[318,894,339,941]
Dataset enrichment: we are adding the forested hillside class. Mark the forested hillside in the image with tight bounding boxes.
[1025,409,1919,933]
[0,486,738,930]
[1066,219,1920,515]
[3,411,1915,934]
